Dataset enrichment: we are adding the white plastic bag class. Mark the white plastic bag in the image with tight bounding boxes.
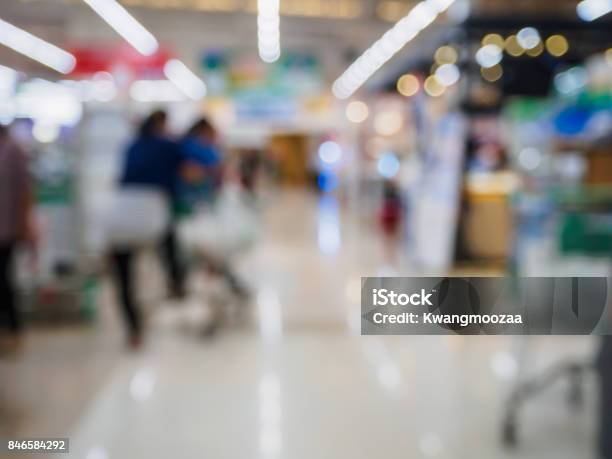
[104,187,170,248]
[179,186,259,261]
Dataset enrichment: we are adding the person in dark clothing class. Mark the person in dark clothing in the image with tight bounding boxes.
[0,124,35,352]
[112,110,186,348]
[379,180,403,237]
[239,149,261,196]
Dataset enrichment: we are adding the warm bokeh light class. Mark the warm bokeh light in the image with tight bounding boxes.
[374,110,403,136]
[397,73,420,97]
[482,33,505,49]
[545,35,569,57]
[423,75,445,97]
[526,41,544,57]
[434,45,458,65]
[505,35,524,57]
[345,100,369,123]
[480,64,503,82]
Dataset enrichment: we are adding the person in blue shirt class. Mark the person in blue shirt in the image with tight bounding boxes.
[113,110,187,348]
[120,110,183,198]
[177,117,223,211]
[182,118,221,168]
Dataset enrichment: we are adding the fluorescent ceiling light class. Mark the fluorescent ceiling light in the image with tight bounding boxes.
[0,17,76,74]
[576,0,612,21]
[258,0,281,63]
[332,0,455,99]
[163,59,207,100]
[82,0,158,55]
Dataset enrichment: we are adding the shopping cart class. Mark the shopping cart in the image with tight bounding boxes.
[178,184,260,335]
[502,186,612,448]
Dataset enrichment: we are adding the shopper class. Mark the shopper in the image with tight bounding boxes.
[379,180,403,237]
[112,110,186,348]
[178,117,223,211]
[179,118,251,335]
[239,149,261,196]
[0,124,35,352]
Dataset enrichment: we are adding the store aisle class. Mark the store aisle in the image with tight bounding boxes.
[1,191,599,459]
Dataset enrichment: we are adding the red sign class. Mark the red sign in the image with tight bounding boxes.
[69,43,173,78]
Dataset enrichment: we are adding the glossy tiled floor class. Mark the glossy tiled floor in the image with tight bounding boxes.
[0,191,601,459]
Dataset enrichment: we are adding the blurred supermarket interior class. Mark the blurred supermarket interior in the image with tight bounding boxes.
[0,0,611,458]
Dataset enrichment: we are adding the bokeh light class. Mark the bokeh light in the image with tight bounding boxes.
[546,35,569,57]
[345,100,369,123]
[480,64,503,82]
[476,44,503,68]
[374,110,403,136]
[434,64,460,86]
[517,27,541,50]
[526,41,544,57]
[377,152,400,178]
[397,74,420,97]
[505,35,524,57]
[434,46,458,65]
[554,66,588,94]
[318,141,343,165]
[424,75,446,97]
[482,33,505,49]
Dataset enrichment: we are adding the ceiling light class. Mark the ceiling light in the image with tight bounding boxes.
[258,0,281,63]
[577,0,612,21]
[82,0,159,55]
[163,59,207,100]
[0,17,76,74]
[332,0,456,99]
